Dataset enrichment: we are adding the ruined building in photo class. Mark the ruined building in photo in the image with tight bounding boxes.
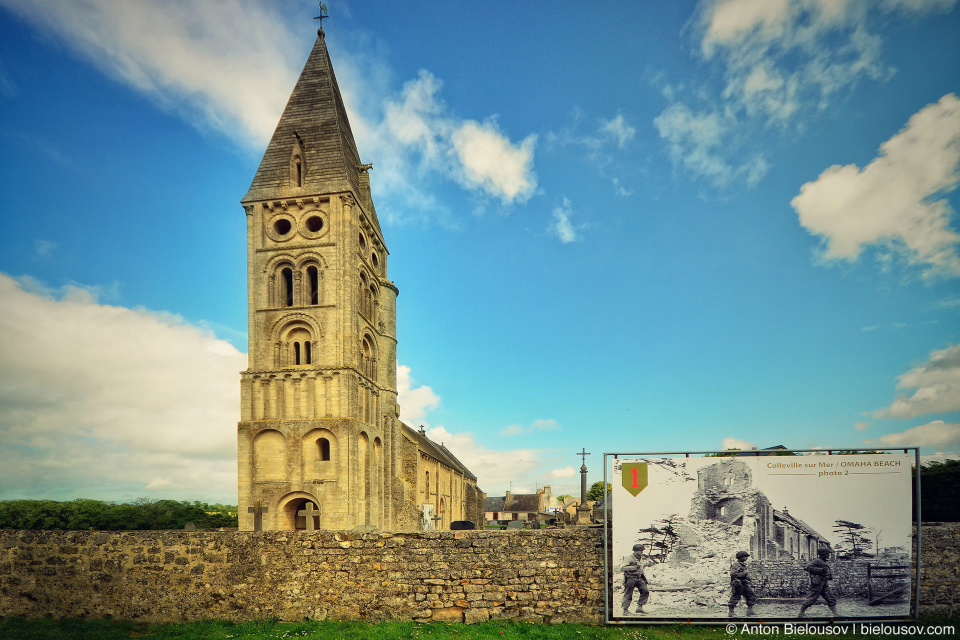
[689,458,830,560]
[237,27,483,531]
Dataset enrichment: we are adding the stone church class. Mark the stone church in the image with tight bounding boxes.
[237,26,484,532]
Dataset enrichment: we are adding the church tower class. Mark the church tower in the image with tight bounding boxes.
[237,26,400,531]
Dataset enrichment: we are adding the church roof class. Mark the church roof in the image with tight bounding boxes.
[243,29,362,206]
[401,423,478,482]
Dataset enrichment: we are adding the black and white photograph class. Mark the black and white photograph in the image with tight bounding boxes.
[609,452,914,621]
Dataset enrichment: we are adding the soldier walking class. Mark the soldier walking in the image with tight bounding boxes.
[621,543,651,616]
[798,547,838,618]
[728,550,757,617]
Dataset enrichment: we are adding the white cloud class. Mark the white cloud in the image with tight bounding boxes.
[548,465,577,479]
[353,70,537,213]
[865,420,960,450]
[499,418,561,436]
[33,239,56,258]
[654,102,769,187]
[855,421,870,432]
[697,0,956,123]
[1,1,538,218]
[545,110,639,195]
[792,94,960,278]
[396,364,440,426]
[600,114,636,149]
[0,0,301,150]
[872,343,960,419]
[549,197,585,244]
[0,273,245,502]
[425,425,545,492]
[721,436,757,451]
[451,121,537,204]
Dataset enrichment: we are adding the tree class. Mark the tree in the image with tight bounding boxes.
[0,499,239,530]
[834,520,873,558]
[920,459,960,522]
[586,481,611,501]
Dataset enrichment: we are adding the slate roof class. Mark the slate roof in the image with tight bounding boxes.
[505,494,541,512]
[483,496,505,512]
[243,29,381,237]
[401,423,477,481]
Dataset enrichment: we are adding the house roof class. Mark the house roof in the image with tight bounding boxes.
[774,508,828,542]
[483,496,505,512]
[505,494,541,512]
[401,423,477,481]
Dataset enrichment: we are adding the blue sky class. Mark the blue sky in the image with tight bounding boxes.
[0,1,958,505]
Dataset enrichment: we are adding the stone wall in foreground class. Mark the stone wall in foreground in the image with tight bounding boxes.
[0,529,605,624]
[0,524,956,623]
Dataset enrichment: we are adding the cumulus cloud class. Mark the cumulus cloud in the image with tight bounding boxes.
[396,364,440,426]
[352,70,537,214]
[499,418,560,436]
[0,273,245,502]
[865,420,960,450]
[1,0,538,217]
[872,343,960,419]
[697,0,955,122]
[792,94,960,278]
[600,114,637,149]
[425,425,545,492]
[721,436,757,451]
[548,465,577,479]
[654,102,769,187]
[545,110,638,195]
[656,0,954,188]
[548,197,585,244]
[0,0,301,149]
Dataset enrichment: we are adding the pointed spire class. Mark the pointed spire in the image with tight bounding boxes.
[243,30,362,204]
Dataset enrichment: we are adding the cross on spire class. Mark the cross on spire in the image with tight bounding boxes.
[577,448,591,466]
[313,2,329,27]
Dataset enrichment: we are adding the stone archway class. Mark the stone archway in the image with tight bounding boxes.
[278,492,321,531]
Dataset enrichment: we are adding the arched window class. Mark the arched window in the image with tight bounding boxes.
[307,265,319,305]
[318,437,330,461]
[425,471,430,496]
[281,267,293,307]
[294,156,303,187]
[360,335,376,379]
[286,327,312,367]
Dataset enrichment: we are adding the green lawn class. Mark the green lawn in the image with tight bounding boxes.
[1,614,956,640]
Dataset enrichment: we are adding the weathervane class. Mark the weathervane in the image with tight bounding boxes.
[314,2,329,27]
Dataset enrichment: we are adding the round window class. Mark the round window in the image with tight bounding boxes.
[298,209,329,239]
[305,216,324,232]
[266,213,297,242]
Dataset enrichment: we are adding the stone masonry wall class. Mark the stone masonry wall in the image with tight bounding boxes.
[0,524,956,623]
[0,529,604,624]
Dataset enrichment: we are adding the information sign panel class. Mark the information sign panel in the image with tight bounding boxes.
[607,450,917,623]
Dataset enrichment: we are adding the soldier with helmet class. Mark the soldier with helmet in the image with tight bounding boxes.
[621,542,651,616]
[728,550,757,617]
[798,547,838,618]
